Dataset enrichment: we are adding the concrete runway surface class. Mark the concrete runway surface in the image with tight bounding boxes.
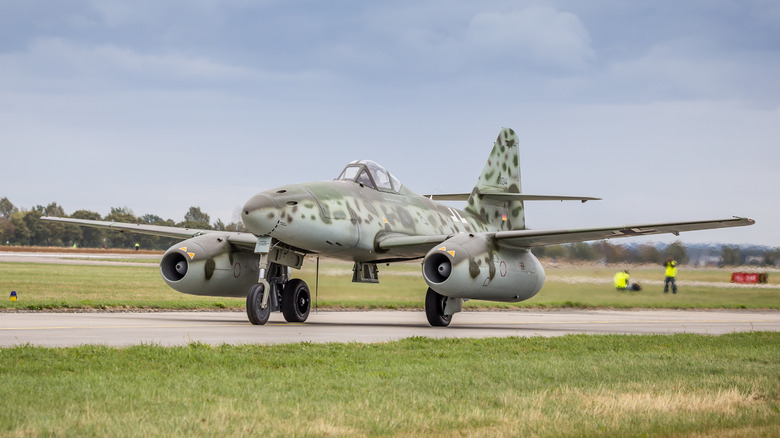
[1,309,778,347]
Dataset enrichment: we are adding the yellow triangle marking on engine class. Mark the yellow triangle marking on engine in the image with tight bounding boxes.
[179,247,187,252]
[438,246,446,251]
[187,252,195,260]
[448,251,455,256]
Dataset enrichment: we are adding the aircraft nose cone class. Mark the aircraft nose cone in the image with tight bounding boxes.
[242,193,279,235]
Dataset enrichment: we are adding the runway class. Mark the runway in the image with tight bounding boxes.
[1,309,778,347]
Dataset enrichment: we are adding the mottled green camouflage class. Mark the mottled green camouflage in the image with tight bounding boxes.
[465,127,525,231]
[241,128,524,262]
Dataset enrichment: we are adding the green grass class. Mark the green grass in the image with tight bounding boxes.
[3,260,778,311]
[1,333,777,437]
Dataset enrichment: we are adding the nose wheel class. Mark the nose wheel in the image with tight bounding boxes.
[246,278,312,325]
[246,282,271,325]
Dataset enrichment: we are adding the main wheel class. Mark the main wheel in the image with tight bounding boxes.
[246,283,271,325]
[282,279,311,323]
[425,287,451,327]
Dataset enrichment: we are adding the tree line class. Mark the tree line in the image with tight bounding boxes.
[0,197,244,251]
[531,240,779,267]
[1,197,777,265]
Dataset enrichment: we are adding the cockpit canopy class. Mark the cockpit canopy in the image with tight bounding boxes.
[336,160,402,193]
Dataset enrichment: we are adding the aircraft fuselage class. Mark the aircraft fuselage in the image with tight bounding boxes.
[242,180,491,261]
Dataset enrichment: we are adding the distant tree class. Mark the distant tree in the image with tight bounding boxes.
[0,218,12,244]
[44,202,66,217]
[182,206,211,230]
[9,211,30,245]
[663,241,689,264]
[540,245,566,259]
[593,241,637,263]
[105,207,138,249]
[0,197,16,219]
[141,214,164,224]
[70,210,104,247]
[765,248,780,267]
[0,198,15,244]
[136,214,170,250]
[224,221,246,232]
[23,207,59,246]
[637,244,663,264]
[569,242,597,261]
[721,245,741,266]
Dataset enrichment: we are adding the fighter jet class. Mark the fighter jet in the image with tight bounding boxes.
[42,128,754,326]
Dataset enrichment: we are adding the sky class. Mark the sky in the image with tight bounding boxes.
[1,0,779,246]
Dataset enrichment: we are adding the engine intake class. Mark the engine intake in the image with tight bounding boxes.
[423,251,451,284]
[161,251,188,282]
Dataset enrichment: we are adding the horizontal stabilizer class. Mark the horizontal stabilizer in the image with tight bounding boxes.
[424,193,600,203]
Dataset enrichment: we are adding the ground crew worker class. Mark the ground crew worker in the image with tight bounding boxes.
[614,270,629,291]
[664,258,677,294]
[135,243,140,251]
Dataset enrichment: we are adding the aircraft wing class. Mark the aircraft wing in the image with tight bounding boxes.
[376,233,452,250]
[376,217,754,252]
[40,216,259,250]
[492,217,755,248]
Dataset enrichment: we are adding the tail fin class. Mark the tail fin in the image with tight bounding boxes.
[464,127,525,231]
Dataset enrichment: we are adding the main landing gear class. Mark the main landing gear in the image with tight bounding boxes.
[246,262,311,325]
[425,287,452,327]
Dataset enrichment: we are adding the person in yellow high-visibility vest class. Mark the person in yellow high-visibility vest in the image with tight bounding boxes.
[664,258,678,294]
[614,270,629,291]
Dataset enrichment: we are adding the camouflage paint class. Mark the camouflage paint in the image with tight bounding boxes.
[160,234,259,297]
[421,233,544,302]
[241,128,524,262]
[464,127,525,231]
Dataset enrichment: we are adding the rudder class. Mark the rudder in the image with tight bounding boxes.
[464,127,525,231]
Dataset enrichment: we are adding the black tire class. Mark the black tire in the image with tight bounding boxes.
[425,287,451,327]
[282,279,310,323]
[246,283,270,325]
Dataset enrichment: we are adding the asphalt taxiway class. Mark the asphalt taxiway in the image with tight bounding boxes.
[1,309,778,347]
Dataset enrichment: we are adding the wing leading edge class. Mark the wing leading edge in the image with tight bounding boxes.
[378,217,755,251]
[493,217,755,248]
[39,216,259,250]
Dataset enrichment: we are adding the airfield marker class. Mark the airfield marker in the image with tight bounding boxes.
[10,291,17,301]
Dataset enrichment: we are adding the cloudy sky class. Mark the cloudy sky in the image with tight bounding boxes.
[2,0,778,246]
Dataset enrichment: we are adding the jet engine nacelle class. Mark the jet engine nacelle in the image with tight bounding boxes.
[422,233,545,302]
[160,234,259,297]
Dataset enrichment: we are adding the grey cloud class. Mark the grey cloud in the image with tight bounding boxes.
[465,6,595,71]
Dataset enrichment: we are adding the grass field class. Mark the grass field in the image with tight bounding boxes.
[1,333,778,436]
[1,259,778,310]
